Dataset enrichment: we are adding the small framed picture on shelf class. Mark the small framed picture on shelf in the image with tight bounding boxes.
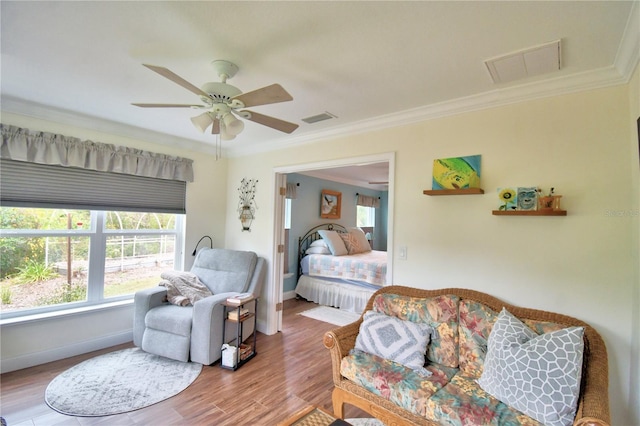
[516,187,538,211]
[320,189,341,219]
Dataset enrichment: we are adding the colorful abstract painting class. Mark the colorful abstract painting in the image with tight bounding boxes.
[497,187,517,211]
[432,155,481,190]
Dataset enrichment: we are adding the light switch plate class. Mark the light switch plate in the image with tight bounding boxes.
[399,246,407,260]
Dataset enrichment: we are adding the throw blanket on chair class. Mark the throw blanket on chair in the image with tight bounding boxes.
[159,271,212,306]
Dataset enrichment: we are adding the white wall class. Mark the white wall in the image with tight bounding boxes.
[0,112,228,372]
[223,80,638,425]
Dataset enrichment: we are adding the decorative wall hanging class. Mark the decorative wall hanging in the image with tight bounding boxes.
[432,155,481,190]
[320,189,341,219]
[493,186,566,216]
[237,178,258,231]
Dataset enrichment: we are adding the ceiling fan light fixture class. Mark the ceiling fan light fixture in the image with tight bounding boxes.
[134,60,297,138]
[191,112,214,133]
[201,81,242,100]
[220,131,236,141]
[223,112,244,136]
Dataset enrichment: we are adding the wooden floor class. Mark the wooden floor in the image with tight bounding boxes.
[0,299,369,425]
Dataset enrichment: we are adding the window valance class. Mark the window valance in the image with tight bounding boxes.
[286,182,298,199]
[1,124,194,182]
[356,194,380,208]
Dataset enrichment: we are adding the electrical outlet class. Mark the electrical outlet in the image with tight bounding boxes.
[399,246,407,260]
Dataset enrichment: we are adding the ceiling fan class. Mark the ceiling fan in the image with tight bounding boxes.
[132,60,298,140]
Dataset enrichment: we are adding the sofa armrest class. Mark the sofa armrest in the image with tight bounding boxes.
[573,326,610,426]
[323,320,362,385]
[133,286,167,347]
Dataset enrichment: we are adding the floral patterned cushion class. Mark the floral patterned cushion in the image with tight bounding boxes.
[458,300,499,378]
[426,374,543,426]
[340,350,458,417]
[372,293,460,367]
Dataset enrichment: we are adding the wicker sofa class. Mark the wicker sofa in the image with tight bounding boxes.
[323,286,610,426]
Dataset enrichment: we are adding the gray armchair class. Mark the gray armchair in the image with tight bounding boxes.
[133,248,266,365]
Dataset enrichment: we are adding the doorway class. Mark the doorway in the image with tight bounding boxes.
[269,152,395,333]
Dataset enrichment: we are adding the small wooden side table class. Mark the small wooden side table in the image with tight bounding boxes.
[221,297,257,370]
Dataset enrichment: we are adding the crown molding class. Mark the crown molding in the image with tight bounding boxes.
[0,96,220,156]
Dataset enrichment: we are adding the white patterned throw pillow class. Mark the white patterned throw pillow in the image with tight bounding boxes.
[318,230,348,256]
[354,310,432,376]
[477,308,584,426]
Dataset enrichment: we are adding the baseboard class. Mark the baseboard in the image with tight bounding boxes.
[283,290,298,301]
[1,330,133,373]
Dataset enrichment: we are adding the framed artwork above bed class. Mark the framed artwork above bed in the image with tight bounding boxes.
[320,189,341,219]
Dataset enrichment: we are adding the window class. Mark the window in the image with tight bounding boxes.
[284,198,292,230]
[0,207,183,318]
[357,205,376,227]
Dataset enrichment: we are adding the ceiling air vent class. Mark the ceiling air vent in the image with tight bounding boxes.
[302,112,337,124]
[485,39,561,84]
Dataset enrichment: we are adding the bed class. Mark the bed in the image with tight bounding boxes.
[295,223,387,313]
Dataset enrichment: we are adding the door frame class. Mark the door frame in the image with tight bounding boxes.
[269,152,395,332]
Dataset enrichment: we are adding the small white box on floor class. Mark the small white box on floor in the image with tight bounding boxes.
[221,344,237,368]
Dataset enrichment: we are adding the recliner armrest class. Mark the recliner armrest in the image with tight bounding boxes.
[245,257,267,297]
[190,293,234,365]
[133,286,168,347]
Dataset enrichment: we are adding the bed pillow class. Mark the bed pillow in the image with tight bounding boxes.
[339,227,371,254]
[318,230,348,256]
[305,246,331,255]
[477,308,584,426]
[310,239,329,248]
[354,310,432,376]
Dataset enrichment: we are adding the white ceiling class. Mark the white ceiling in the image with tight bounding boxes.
[1,1,638,187]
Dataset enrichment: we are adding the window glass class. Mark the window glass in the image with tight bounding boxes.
[1,207,91,230]
[105,211,176,231]
[104,234,175,298]
[0,207,182,317]
[284,199,292,230]
[0,236,89,313]
[356,205,375,227]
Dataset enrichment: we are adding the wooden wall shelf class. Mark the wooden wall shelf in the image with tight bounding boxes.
[492,210,567,216]
[423,188,484,196]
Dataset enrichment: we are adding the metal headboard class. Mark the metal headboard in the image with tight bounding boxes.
[297,223,347,278]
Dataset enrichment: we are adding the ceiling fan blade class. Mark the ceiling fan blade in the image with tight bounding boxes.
[232,84,292,108]
[241,110,299,134]
[131,103,201,108]
[212,118,220,135]
[142,64,211,99]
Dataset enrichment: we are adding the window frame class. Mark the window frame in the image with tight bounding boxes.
[356,205,376,227]
[0,209,184,320]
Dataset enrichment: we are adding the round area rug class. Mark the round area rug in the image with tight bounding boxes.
[45,347,202,416]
